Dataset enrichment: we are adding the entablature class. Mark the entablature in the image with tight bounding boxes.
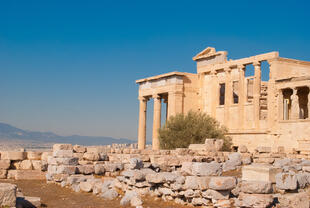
[197,51,279,74]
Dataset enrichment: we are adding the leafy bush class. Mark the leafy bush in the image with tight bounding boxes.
[159,111,231,151]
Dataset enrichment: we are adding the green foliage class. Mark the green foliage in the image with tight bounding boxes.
[159,111,231,151]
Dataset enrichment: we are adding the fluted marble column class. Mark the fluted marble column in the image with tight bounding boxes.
[278,89,284,120]
[267,60,277,131]
[238,65,245,129]
[253,61,261,129]
[224,67,232,127]
[152,94,161,150]
[210,70,218,118]
[291,88,299,119]
[138,97,147,150]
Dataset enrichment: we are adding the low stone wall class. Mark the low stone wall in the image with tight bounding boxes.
[2,142,310,207]
[0,150,49,180]
[45,143,310,207]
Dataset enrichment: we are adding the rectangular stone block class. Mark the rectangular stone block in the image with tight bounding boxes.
[183,176,210,190]
[242,164,282,183]
[86,146,107,153]
[0,160,11,170]
[1,151,26,161]
[20,160,33,170]
[53,144,73,151]
[27,151,42,160]
[57,165,77,175]
[53,150,73,158]
[48,156,78,165]
[15,170,46,180]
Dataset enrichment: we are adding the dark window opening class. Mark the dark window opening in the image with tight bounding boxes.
[219,83,225,105]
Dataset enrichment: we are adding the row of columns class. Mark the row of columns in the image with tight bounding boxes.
[221,62,262,129]
[137,92,183,150]
[280,87,310,120]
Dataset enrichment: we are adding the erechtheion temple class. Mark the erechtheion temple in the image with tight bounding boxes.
[136,47,310,152]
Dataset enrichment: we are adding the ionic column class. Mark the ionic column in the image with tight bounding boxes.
[152,94,161,150]
[278,89,284,120]
[224,67,232,127]
[210,70,217,117]
[238,64,245,129]
[253,61,261,129]
[291,88,299,119]
[138,97,147,150]
[267,60,276,131]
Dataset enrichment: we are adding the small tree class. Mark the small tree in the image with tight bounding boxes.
[159,111,231,151]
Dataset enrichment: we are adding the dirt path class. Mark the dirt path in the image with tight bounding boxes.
[1,179,189,208]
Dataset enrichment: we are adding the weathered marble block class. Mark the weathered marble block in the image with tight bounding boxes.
[53,150,73,158]
[242,164,281,183]
[1,151,26,161]
[27,151,42,160]
[0,183,17,207]
[53,144,73,152]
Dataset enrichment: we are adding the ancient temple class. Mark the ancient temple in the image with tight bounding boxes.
[136,47,310,152]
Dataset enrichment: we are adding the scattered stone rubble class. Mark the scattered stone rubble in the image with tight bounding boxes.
[43,141,310,208]
[2,140,310,207]
[0,182,41,208]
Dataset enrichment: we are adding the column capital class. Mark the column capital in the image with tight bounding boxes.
[252,61,261,67]
[237,64,246,70]
[152,94,161,100]
[138,96,148,102]
[291,88,298,98]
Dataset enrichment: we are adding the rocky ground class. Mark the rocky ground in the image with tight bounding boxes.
[0,179,189,208]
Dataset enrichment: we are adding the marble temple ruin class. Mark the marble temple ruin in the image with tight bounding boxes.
[136,46,310,152]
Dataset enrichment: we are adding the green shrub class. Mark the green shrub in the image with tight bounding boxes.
[158,111,231,151]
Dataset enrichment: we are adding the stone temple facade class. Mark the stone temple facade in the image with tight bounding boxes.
[136,47,310,152]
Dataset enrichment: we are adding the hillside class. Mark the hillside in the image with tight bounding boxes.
[0,122,134,146]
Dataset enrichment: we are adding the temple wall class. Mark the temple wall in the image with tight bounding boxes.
[182,74,199,114]
[272,59,310,81]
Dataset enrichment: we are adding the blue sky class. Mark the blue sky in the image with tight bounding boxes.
[0,0,309,141]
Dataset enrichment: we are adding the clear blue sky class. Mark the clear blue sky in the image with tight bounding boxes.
[0,0,309,141]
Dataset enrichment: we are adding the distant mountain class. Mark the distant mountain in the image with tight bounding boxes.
[0,122,135,146]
